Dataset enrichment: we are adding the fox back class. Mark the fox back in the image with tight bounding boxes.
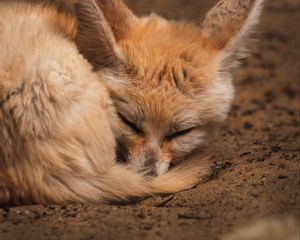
[0,0,212,205]
[0,0,265,205]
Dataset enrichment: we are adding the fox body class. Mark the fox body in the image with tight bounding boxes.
[0,0,264,205]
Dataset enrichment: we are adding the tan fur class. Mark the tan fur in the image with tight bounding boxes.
[75,0,265,175]
[0,0,264,205]
[0,0,210,205]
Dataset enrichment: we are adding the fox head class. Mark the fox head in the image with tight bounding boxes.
[74,0,264,175]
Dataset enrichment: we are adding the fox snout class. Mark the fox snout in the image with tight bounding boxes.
[144,149,157,168]
[124,139,172,176]
[146,148,172,176]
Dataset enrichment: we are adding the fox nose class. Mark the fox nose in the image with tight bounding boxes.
[144,149,158,175]
[144,149,156,167]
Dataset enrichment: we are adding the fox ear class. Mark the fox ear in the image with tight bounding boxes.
[74,0,123,69]
[201,0,265,71]
[95,0,138,41]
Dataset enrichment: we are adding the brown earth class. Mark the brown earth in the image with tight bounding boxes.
[0,0,299,239]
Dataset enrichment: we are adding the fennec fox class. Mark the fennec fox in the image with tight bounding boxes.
[75,0,265,175]
[0,0,264,205]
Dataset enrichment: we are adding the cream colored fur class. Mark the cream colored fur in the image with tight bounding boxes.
[0,0,265,205]
[0,1,209,205]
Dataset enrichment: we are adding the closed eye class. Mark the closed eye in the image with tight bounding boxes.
[118,112,143,134]
[166,127,195,140]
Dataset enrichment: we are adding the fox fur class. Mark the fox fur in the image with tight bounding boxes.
[0,0,264,205]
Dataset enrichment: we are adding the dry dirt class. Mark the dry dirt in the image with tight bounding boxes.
[0,0,299,239]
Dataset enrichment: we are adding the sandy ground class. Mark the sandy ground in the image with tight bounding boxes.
[0,0,299,239]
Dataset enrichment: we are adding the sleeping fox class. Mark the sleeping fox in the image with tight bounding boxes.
[0,0,264,205]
